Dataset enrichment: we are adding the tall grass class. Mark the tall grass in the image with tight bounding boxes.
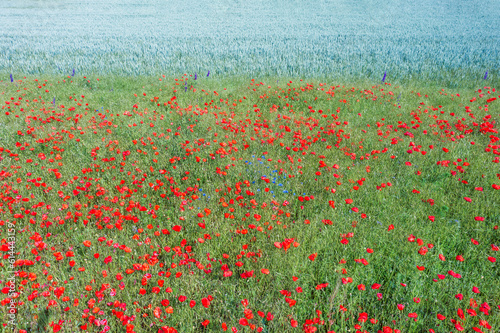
[0,73,498,332]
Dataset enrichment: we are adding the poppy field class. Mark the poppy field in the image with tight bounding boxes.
[0,73,499,333]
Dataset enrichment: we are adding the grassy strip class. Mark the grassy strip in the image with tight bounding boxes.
[0,72,498,332]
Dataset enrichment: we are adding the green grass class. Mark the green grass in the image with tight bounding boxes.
[0,72,499,333]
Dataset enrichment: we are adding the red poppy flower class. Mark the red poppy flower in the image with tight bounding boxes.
[457,308,465,319]
[358,312,368,322]
[202,298,210,308]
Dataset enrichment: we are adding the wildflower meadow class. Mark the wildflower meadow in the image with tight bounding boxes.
[0,72,498,333]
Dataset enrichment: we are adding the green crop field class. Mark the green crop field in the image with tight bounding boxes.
[0,1,499,333]
[1,0,499,83]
